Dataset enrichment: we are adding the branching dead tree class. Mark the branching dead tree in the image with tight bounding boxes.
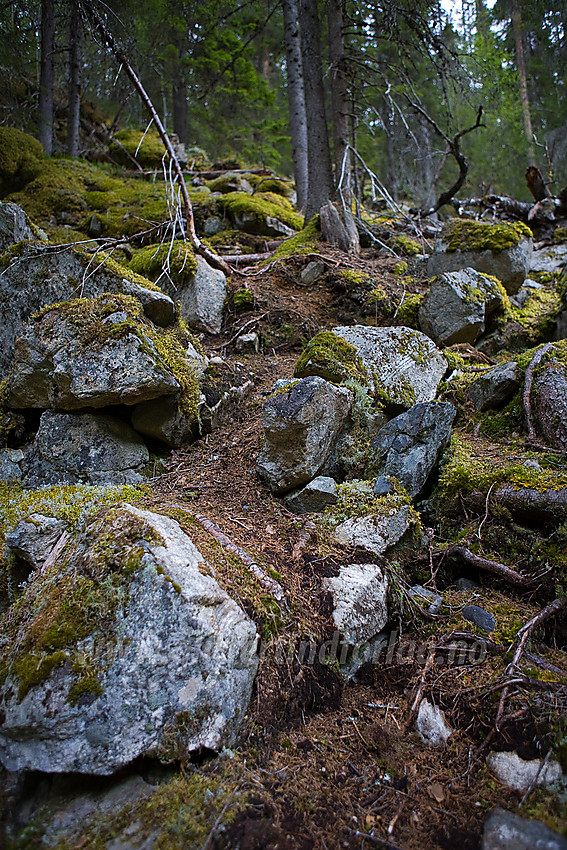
[405,99,485,217]
[81,0,232,276]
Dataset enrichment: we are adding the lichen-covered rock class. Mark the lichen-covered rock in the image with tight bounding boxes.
[418,268,506,346]
[533,360,567,452]
[0,505,259,774]
[131,395,197,448]
[366,402,456,498]
[0,449,23,484]
[164,256,227,335]
[481,807,567,850]
[0,237,176,376]
[333,503,415,555]
[466,362,520,412]
[5,514,67,570]
[416,700,452,747]
[332,326,447,411]
[257,377,353,495]
[7,297,184,410]
[427,220,532,294]
[284,476,338,514]
[323,563,388,645]
[0,201,35,251]
[22,410,150,487]
[486,751,563,792]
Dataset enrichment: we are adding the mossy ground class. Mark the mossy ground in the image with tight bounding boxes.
[266,215,321,260]
[0,127,44,196]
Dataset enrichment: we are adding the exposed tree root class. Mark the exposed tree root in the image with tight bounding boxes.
[445,545,544,587]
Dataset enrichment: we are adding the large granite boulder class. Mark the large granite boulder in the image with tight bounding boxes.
[331,326,447,411]
[418,268,506,346]
[6,295,189,410]
[366,402,456,498]
[160,256,227,335]
[533,359,567,452]
[0,236,175,376]
[323,563,388,645]
[0,505,259,774]
[21,410,150,487]
[466,362,521,412]
[427,220,533,294]
[0,201,35,250]
[257,377,353,495]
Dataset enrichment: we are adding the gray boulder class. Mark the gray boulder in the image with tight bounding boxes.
[323,563,388,645]
[0,449,24,484]
[0,201,35,250]
[22,410,150,487]
[366,402,456,498]
[0,238,175,376]
[332,326,447,410]
[6,514,67,570]
[333,503,415,555]
[466,362,520,412]
[533,360,567,452]
[0,504,259,774]
[418,269,505,346]
[482,808,567,850]
[7,299,183,410]
[257,377,353,495]
[427,221,532,294]
[131,395,197,448]
[284,476,338,514]
[167,256,227,335]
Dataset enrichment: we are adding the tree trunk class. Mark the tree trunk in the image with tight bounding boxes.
[172,80,188,145]
[66,0,82,158]
[39,0,55,155]
[298,0,334,222]
[282,0,308,213]
[328,0,350,200]
[511,0,535,164]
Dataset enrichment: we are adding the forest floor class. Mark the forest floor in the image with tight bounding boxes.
[4,233,567,850]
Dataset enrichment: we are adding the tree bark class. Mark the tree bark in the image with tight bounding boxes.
[298,0,334,222]
[66,0,82,158]
[39,0,55,155]
[282,0,308,213]
[511,0,535,164]
[328,0,350,200]
[172,80,188,145]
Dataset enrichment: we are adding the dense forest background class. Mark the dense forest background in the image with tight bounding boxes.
[1,0,566,209]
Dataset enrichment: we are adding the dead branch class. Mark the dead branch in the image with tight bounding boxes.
[445,545,539,587]
[523,343,553,441]
[405,100,485,216]
[495,597,567,729]
[81,1,231,276]
[526,166,551,202]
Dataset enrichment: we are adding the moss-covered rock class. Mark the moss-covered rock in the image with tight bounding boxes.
[269,215,321,260]
[220,191,303,233]
[0,128,44,197]
[109,128,167,169]
[128,240,198,287]
[294,330,369,385]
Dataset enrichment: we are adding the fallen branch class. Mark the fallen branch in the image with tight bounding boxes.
[495,598,567,729]
[523,343,553,441]
[445,545,539,587]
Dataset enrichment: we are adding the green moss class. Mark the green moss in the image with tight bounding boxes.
[506,286,562,343]
[393,260,408,276]
[392,235,421,256]
[233,287,255,312]
[340,269,372,287]
[255,191,293,211]
[13,651,68,701]
[553,226,567,244]
[0,127,44,196]
[110,128,167,169]
[251,176,294,197]
[268,215,321,260]
[220,191,303,231]
[67,674,103,706]
[322,479,420,532]
[396,293,424,328]
[294,330,369,386]
[128,240,197,287]
[443,219,532,253]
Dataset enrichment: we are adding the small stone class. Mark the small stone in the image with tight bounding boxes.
[416,699,452,747]
[481,807,567,850]
[87,214,104,237]
[284,476,338,514]
[486,751,563,793]
[463,604,496,633]
[300,261,326,285]
[455,577,479,591]
[409,585,443,614]
[203,216,225,235]
[209,356,224,366]
[235,332,259,353]
[324,563,388,646]
[373,476,392,496]
[466,362,520,412]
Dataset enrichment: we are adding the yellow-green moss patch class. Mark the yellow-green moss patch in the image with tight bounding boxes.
[443,219,532,253]
[294,330,369,386]
[220,191,303,231]
[0,127,44,196]
[110,128,167,169]
[268,215,321,260]
[128,240,197,287]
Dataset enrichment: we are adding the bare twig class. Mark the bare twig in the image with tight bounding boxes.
[446,545,538,587]
[523,343,553,441]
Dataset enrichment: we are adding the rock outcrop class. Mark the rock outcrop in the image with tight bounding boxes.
[0,505,259,775]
